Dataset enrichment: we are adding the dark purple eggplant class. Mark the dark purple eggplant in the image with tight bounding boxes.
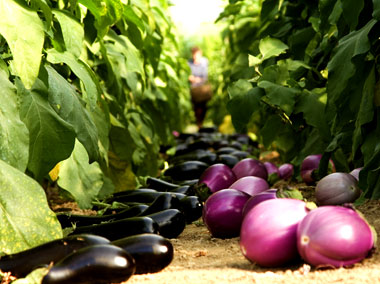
[57,204,149,228]
[179,195,203,223]
[70,217,159,241]
[42,244,135,284]
[145,177,180,191]
[0,234,110,278]
[230,150,249,160]
[112,234,173,274]
[170,149,217,165]
[163,161,209,181]
[167,185,192,194]
[106,190,165,204]
[137,192,182,216]
[217,154,240,168]
[216,147,239,155]
[174,138,213,156]
[143,209,186,239]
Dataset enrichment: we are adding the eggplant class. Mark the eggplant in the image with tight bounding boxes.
[170,149,217,166]
[230,150,249,160]
[106,191,166,204]
[144,209,186,238]
[42,244,135,284]
[179,195,203,223]
[216,147,239,155]
[0,234,110,278]
[167,185,192,194]
[217,154,240,168]
[174,138,213,156]
[164,161,209,181]
[57,204,149,228]
[111,188,158,198]
[145,177,180,191]
[137,192,182,216]
[112,234,173,274]
[70,217,159,241]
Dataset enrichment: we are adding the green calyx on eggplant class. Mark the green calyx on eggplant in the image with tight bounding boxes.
[111,233,173,274]
[42,244,135,284]
[0,234,110,278]
[70,216,159,241]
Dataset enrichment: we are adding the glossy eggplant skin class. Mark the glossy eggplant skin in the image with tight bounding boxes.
[112,233,173,274]
[0,234,110,278]
[137,192,182,216]
[164,161,209,181]
[144,209,186,239]
[70,216,159,241]
[42,244,135,284]
[145,177,180,191]
[217,154,240,168]
[179,195,203,223]
[57,204,149,228]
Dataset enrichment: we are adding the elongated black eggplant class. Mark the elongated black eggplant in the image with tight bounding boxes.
[42,244,135,284]
[168,185,192,194]
[112,233,173,274]
[57,204,149,228]
[70,217,159,241]
[106,191,165,204]
[163,161,209,181]
[144,209,186,239]
[174,138,213,156]
[0,234,110,278]
[111,188,157,198]
[217,154,240,168]
[145,177,180,191]
[136,192,182,216]
[179,195,203,223]
[216,147,239,155]
[170,149,216,165]
[230,150,249,160]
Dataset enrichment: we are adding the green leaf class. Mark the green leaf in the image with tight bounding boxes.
[295,90,330,139]
[341,0,364,31]
[258,81,299,115]
[58,139,104,209]
[259,36,289,61]
[18,79,76,180]
[45,65,99,162]
[0,73,29,171]
[260,115,285,148]
[373,0,380,20]
[227,84,264,133]
[53,9,84,57]
[327,19,377,104]
[0,0,44,88]
[0,159,62,254]
[78,0,124,38]
[46,49,99,110]
[12,267,48,284]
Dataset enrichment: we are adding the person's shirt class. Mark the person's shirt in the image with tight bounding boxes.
[188,57,209,87]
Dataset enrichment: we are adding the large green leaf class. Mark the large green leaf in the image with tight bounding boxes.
[78,0,123,38]
[18,80,76,180]
[58,139,104,209]
[373,0,380,20]
[259,36,288,61]
[45,65,99,162]
[341,0,364,31]
[0,0,44,88]
[53,9,84,57]
[0,73,29,171]
[258,81,299,115]
[327,19,377,104]
[46,49,99,110]
[0,160,62,254]
[227,82,264,133]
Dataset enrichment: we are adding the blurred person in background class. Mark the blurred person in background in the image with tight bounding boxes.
[188,46,212,128]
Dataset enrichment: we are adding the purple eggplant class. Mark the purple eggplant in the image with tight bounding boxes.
[228,176,269,196]
[202,189,250,238]
[232,158,268,180]
[349,167,362,181]
[278,163,294,180]
[300,154,335,184]
[297,205,375,268]
[240,198,310,267]
[263,162,280,184]
[315,172,361,205]
[242,189,278,216]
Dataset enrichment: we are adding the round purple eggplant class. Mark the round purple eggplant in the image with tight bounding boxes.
[232,158,268,180]
[228,176,269,196]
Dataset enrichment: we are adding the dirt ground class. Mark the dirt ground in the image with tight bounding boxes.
[125,193,380,284]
